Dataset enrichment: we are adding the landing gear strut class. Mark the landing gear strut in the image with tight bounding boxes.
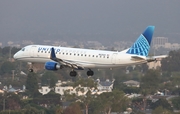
[87,70,94,76]
[70,70,77,77]
[28,62,34,72]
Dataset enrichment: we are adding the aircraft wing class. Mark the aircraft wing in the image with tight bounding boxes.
[50,47,84,70]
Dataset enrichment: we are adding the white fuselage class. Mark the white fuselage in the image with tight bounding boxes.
[14,45,147,69]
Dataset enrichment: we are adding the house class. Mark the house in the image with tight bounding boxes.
[96,79,115,92]
[38,86,51,95]
[123,80,140,87]
[38,79,115,96]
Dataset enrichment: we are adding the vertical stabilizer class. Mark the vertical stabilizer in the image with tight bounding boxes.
[126,26,155,56]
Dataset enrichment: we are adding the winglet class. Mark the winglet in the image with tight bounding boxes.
[126,26,155,56]
[50,47,57,61]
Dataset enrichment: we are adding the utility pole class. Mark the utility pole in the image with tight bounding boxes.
[3,99,5,110]
[12,70,15,81]
[9,46,12,61]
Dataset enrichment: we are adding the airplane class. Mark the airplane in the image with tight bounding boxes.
[13,26,166,77]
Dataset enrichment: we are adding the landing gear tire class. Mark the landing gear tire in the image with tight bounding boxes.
[29,69,33,72]
[70,71,77,77]
[87,70,94,76]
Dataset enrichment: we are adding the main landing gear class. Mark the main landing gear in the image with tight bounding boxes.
[87,70,94,76]
[28,62,34,72]
[69,69,94,77]
[70,70,77,77]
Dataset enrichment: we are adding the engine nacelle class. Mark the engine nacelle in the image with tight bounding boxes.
[45,61,60,70]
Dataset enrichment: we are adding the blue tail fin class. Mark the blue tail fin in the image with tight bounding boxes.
[126,26,155,56]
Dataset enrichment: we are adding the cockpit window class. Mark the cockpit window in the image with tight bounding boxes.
[21,48,25,51]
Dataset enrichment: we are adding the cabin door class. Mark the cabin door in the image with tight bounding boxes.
[30,46,37,57]
[111,53,118,64]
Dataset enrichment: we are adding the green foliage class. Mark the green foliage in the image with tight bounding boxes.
[172,97,180,110]
[24,105,42,114]
[152,106,173,114]
[91,90,129,114]
[25,72,39,97]
[150,98,172,111]
[161,50,180,72]
[0,93,21,111]
[0,110,25,114]
[63,103,83,114]
[41,71,58,87]
[0,61,15,75]
[140,69,160,96]
[73,77,97,89]
[33,91,61,106]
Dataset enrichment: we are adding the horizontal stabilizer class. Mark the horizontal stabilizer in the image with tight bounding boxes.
[146,55,168,62]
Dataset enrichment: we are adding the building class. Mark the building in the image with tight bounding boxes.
[96,79,115,92]
[153,37,168,49]
[38,86,51,95]
[123,80,140,87]
[38,79,115,96]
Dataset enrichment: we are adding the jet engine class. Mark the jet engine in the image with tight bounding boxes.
[45,61,61,70]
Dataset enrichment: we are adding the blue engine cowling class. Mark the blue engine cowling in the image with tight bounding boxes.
[45,61,60,70]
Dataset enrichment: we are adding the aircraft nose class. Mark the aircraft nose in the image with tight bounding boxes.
[13,52,18,59]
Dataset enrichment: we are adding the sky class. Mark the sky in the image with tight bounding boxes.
[0,0,180,45]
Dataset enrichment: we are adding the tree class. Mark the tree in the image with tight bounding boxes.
[24,106,41,114]
[140,69,160,96]
[33,90,61,106]
[172,97,180,110]
[152,106,172,114]
[72,77,97,114]
[94,90,129,114]
[41,71,58,87]
[161,50,180,72]
[25,72,39,97]
[55,106,63,114]
[63,103,83,114]
[0,61,15,75]
[140,69,160,111]
[151,98,172,111]
[0,92,21,111]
